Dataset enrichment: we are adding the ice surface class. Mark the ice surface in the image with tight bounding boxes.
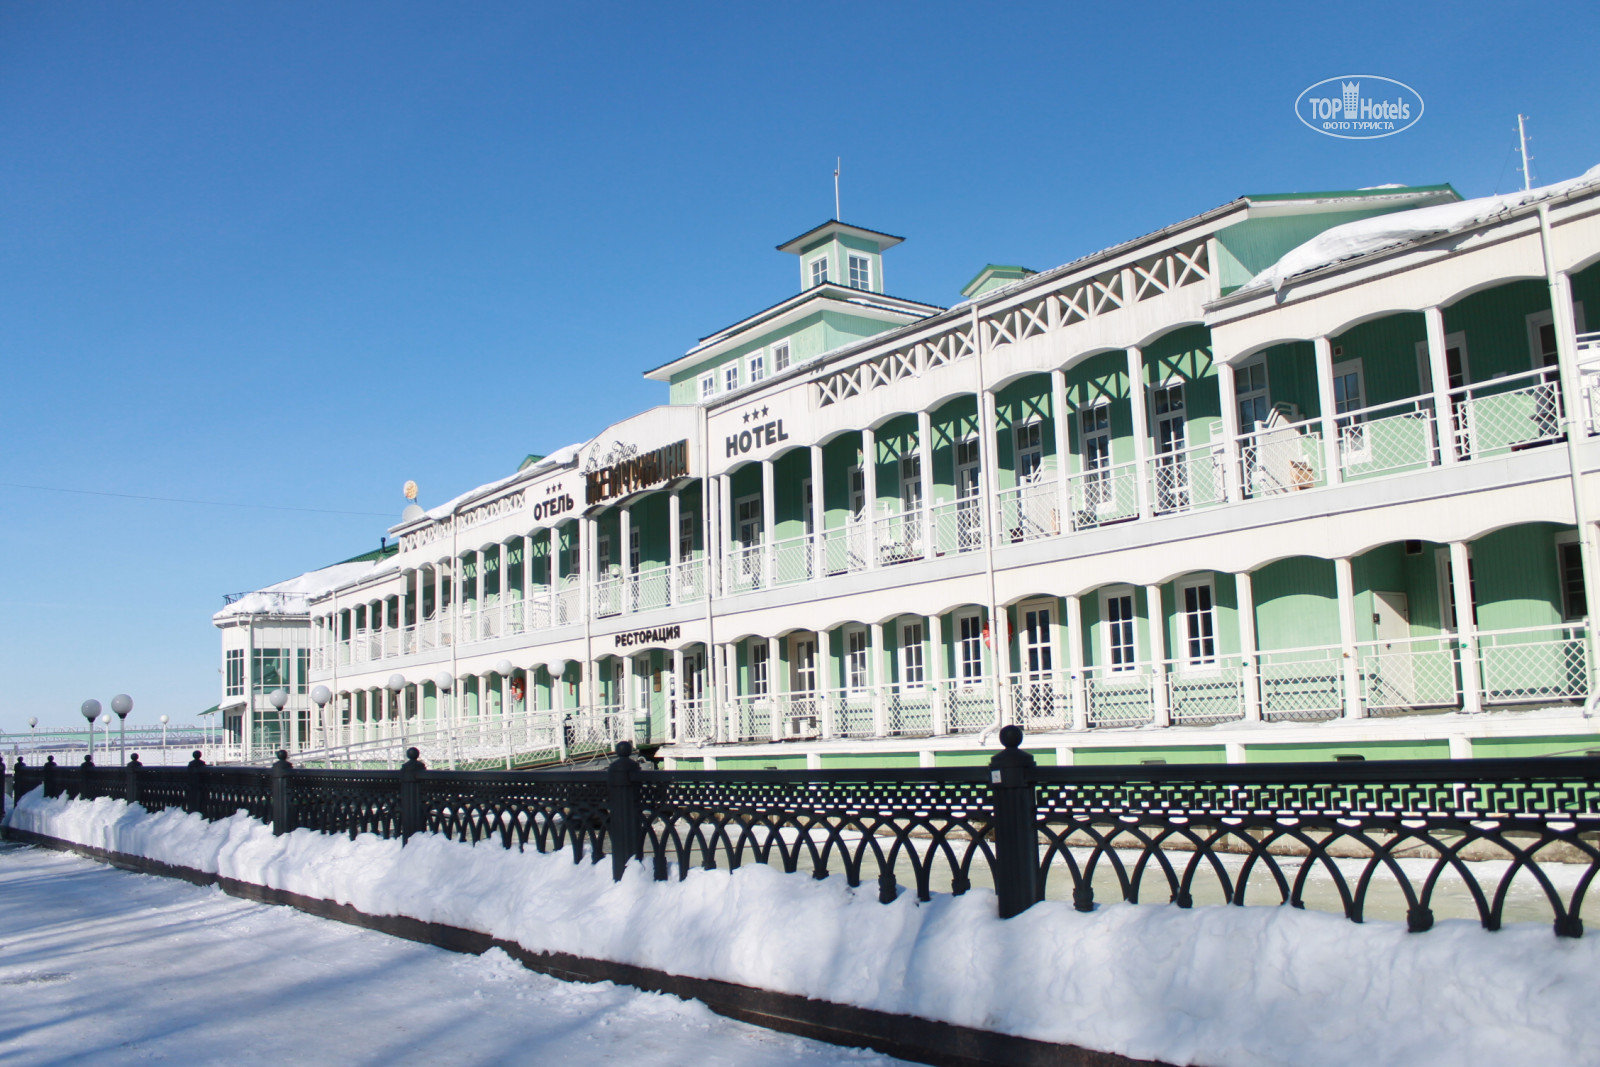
[1243,162,1600,294]
[0,842,903,1066]
[10,789,1600,1067]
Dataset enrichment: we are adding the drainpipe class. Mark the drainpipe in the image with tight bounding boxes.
[1538,201,1600,716]
[701,405,720,746]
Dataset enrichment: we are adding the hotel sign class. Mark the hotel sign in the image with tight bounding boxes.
[586,439,690,506]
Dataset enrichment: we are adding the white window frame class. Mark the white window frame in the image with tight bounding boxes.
[844,627,869,694]
[801,478,814,536]
[734,494,763,548]
[1415,332,1470,393]
[723,362,740,394]
[1332,358,1370,462]
[678,510,696,560]
[748,349,766,383]
[899,619,926,690]
[1014,420,1044,484]
[1100,585,1138,673]
[790,634,819,694]
[1528,304,1587,369]
[809,255,829,288]
[596,532,613,577]
[772,340,791,373]
[899,454,922,512]
[1556,530,1587,623]
[1235,358,1270,432]
[1435,546,1478,632]
[699,373,716,401]
[750,640,770,698]
[1176,575,1219,670]
[956,611,985,686]
[847,253,871,291]
[1019,599,1055,680]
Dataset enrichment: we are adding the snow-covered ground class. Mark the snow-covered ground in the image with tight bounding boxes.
[0,841,904,1066]
[10,788,1600,1067]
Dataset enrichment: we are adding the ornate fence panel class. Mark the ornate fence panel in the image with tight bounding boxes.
[8,735,1599,939]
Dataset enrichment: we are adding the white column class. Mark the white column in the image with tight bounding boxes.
[809,444,825,577]
[547,525,560,606]
[1065,594,1087,730]
[580,515,595,622]
[475,548,486,636]
[397,583,409,654]
[1126,347,1152,519]
[861,426,878,568]
[1217,361,1243,503]
[668,488,682,603]
[718,473,733,595]
[1450,540,1482,714]
[818,626,836,739]
[1051,369,1071,530]
[767,635,783,743]
[1235,571,1261,722]
[1146,584,1169,727]
[522,535,534,604]
[761,458,776,585]
[619,505,633,612]
[917,409,935,555]
[978,391,1000,545]
[1424,306,1458,464]
[671,647,685,743]
[1334,556,1363,719]
[1313,335,1343,486]
[871,620,888,736]
[928,612,947,735]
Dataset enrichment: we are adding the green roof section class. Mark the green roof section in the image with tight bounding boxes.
[518,453,547,471]
[1244,183,1460,202]
[961,263,1037,299]
[336,541,400,566]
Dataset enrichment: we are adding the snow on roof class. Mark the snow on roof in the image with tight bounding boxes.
[1243,162,1600,294]
[212,559,386,622]
[417,442,586,523]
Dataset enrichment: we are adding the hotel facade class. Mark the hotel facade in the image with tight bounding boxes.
[216,165,1600,769]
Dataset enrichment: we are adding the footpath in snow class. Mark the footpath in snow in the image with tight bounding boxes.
[0,841,904,1067]
[8,788,1600,1067]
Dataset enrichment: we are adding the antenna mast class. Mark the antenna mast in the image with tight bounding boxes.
[1517,114,1533,191]
[834,157,841,220]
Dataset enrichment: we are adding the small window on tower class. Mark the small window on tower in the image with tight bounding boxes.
[772,341,791,372]
[748,350,765,383]
[724,363,740,393]
[809,256,828,288]
[699,373,716,400]
[848,254,871,290]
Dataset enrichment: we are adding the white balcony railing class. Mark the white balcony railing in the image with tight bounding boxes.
[1240,417,1325,498]
[1450,366,1563,461]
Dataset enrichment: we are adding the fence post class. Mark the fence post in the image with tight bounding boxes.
[43,756,59,799]
[184,751,207,815]
[126,754,142,808]
[6,757,19,812]
[399,747,425,841]
[269,750,293,836]
[79,754,95,800]
[0,756,6,819]
[987,724,1041,919]
[607,741,642,882]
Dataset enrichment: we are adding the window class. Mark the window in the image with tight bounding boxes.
[1332,359,1368,458]
[899,455,922,512]
[1102,589,1137,672]
[900,621,925,688]
[791,636,818,694]
[723,362,740,393]
[225,649,244,697]
[735,496,762,548]
[750,641,770,697]
[297,648,310,694]
[772,341,791,373]
[802,479,814,536]
[809,256,829,288]
[846,629,869,692]
[957,613,984,684]
[678,510,696,560]
[252,648,290,693]
[1151,383,1188,512]
[628,528,640,574]
[1235,360,1270,431]
[1559,535,1587,621]
[1080,404,1110,471]
[596,533,613,576]
[748,350,765,383]
[1014,422,1043,483]
[848,465,866,521]
[1436,548,1479,631]
[1179,578,1217,667]
[848,254,871,290]
[1528,306,1587,369]
[1021,602,1054,679]
[699,373,716,401]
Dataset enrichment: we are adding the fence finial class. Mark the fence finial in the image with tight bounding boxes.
[81,754,94,768]
[127,753,142,767]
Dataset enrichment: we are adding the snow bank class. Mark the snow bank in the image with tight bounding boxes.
[9,789,1599,1067]
[1243,162,1600,294]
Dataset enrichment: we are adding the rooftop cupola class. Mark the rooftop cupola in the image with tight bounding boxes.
[776,220,903,295]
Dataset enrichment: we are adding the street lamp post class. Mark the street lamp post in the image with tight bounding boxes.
[159,715,169,764]
[80,700,101,756]
[111,694,133,763]
[386,674,406,746]
[311,686,331,749]
[268,689,290,755]
[28,717,37,749]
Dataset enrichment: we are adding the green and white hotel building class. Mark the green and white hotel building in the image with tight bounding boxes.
[217,162,1600,769]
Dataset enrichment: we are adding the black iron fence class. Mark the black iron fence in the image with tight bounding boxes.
[5,727,1599,937]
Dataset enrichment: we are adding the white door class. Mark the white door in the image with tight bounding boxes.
[1370,591,1415,707]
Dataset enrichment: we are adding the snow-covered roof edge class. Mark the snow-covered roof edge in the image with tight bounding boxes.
[1238,162,1600,295]
[213,558,393,623]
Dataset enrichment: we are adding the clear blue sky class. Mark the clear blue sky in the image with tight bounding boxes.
[2,1,1596,732]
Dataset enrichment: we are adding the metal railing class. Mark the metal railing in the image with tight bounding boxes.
[1147,444,1227,516]
[1450,366,1564,460]
[1239,417,1325,498]
[1336,396,1439,481]
[13,733,1598,936]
